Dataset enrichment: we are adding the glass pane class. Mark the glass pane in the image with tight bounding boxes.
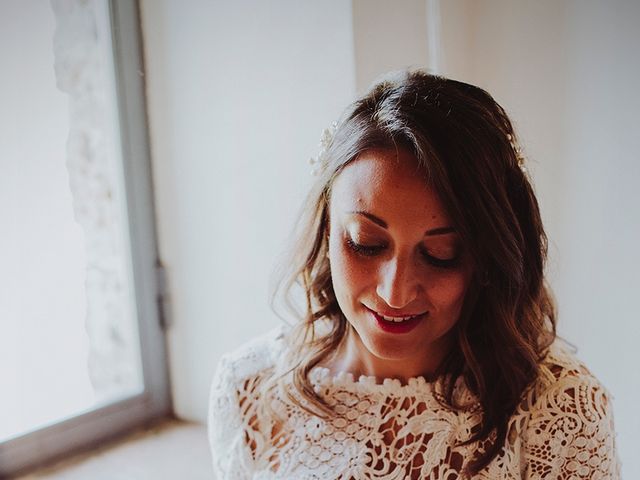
[0,0,144,441]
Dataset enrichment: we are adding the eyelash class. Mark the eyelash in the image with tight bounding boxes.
[345,237,385,257]
[344,237,460,269]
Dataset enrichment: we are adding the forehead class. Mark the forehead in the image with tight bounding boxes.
[330,148,451,227]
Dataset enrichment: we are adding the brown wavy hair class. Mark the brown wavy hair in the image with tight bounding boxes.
[270,70,556,475]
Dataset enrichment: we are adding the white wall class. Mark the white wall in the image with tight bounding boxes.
[352,0,428,93]
[438,1,640,477]
[140,0,356,423]
[141,1,638,475]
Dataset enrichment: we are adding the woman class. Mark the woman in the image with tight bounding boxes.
[208,70,619,479]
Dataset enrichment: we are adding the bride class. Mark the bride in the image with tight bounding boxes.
[208,70,619,479]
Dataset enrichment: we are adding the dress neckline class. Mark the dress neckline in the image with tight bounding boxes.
[308,364,437,394]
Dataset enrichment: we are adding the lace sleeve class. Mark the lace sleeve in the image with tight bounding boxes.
[524,373,620,479]
[207,354,252,480]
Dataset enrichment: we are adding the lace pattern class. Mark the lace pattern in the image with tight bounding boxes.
[208,328,620,479]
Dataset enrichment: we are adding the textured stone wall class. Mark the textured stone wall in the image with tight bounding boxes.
[51,0,142,401]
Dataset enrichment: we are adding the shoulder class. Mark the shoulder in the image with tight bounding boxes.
[518,338,620,478]
[209,325,289,419]
[207,325,289,478]
[214,325,288,388]
[526,339,598,396]
[529,338,614,415]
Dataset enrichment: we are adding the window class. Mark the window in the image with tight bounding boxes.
[0,0,170,476]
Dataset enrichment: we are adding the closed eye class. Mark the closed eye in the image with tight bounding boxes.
[419,246,460,269]
[345,237,385,257]
[346,237,461,268]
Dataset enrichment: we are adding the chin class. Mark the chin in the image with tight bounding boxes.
[356,314,456,366]
[358,323,424,360]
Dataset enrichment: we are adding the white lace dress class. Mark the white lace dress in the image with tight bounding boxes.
[208,328,619,479]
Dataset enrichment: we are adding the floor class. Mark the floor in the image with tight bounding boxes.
[15,419,213,480]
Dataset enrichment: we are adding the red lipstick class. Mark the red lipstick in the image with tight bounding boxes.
[366,307,426,334]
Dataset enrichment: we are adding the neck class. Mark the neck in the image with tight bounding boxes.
[324,327,453,384]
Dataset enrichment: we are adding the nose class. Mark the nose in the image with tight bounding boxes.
[375,254,419,309]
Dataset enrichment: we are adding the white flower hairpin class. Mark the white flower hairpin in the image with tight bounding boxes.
[507,133,527,174]
[309,121,338,176]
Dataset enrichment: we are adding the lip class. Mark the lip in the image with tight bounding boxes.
[365,306,426,334]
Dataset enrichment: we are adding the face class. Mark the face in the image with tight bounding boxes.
[327,148,474,380]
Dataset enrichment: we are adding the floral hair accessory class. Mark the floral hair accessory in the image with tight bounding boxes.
[309,123,527,175]
[507,133,527,174]
[309,121,338,176]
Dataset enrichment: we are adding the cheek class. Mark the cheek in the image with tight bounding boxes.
[329,241,373,303]
[424,269,472,312]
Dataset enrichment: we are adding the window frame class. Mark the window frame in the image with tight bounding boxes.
[0,0,171,475]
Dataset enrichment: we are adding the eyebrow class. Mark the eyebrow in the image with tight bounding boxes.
[347,211,456,236]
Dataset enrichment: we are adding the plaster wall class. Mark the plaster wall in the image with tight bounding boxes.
[140,0,357,422]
